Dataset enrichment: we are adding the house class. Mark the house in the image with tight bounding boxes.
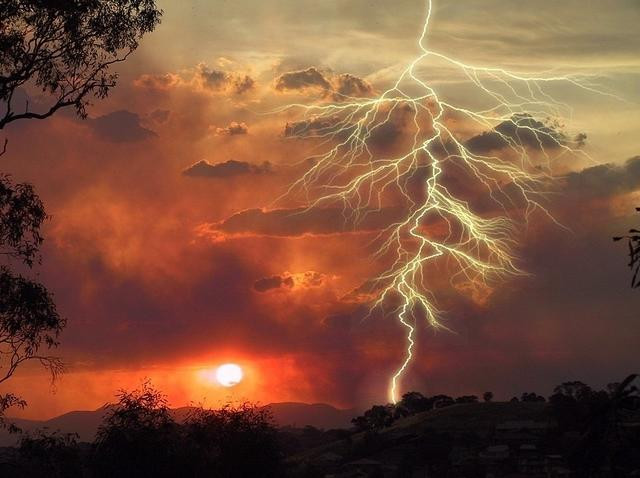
[517,444,545,477]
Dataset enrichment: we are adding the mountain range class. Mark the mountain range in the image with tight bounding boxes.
[0,402,358,447]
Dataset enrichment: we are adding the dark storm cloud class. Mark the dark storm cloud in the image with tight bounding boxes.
[215,206,405,237]
[233,75,255,95]
[88,110,156,143]
[465,114,569,154]
[340,279,388,304]
[283,103,412,149]
[563,156,640,197]
[182,159,272,178]
[254,271,327,292]
[274,67,373,102]
[40,242,281,366]
[215,121,249,136]
[274,67,332,92]
[197,65,256,95]
[199,67,228,89]
[283,116,345,137]
[366,103,415,151]
[254,274,294,292]
[333,73,373,100]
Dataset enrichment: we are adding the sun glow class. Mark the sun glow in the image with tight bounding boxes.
[214,363,244,387]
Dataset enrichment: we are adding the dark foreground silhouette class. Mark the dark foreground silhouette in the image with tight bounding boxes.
[0,375,638,477]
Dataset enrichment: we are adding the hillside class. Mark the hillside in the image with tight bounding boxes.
[290,401,551,463]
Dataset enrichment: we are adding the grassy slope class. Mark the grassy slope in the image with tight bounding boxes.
[291,401,551,462]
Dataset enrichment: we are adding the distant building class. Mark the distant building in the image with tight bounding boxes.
[495,420,552,445]
[545,454,572,478]
[481,444,510,460]
[517,444,545,476]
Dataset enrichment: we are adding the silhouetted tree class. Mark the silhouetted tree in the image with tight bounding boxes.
[520,392,546,402]
[394,391,432,418]
[613,208,640,288]
[0,393,25,426]
[0,175,63,418]
[573,374,640,477]
[549,381,595,431]
[92,381,284,478]
[0,0,162,129]
[7,431,82,478]
[551,381,593,402]
[92,381,180,478]
[483,391,493,402]
[431,394,455,408]
[0,0,162,419]
[351,405,395,432]
[183,403,283,478]
[455,395,478,404]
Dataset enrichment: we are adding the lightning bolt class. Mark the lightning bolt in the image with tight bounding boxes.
[272,0,609,403]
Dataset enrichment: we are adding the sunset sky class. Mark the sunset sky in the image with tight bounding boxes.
[2,0,640,419]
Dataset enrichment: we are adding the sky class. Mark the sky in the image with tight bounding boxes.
[1,0,640,419]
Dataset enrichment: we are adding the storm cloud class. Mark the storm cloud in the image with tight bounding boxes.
[182,159,272,178]
[465,114,569,154]
[215,121,249,136]
[274,67,373,101]
[213,206,405,237]
[197,65,256,95]
[88,110,156,143]
[563,156,640,197]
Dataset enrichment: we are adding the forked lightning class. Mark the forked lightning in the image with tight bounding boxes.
[275,0,606,403]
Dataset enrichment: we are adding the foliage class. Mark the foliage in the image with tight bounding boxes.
[0,175,45,265]
[482,391,493,402]
[183,403,283,478]
[92,381,179,478]
[0,392,25,429]
[520,392,546,402]
[1,378,638,477]
[351,404,395,432]
[394,391,433,418]
[431,394,455,408]
[7,431,82,478]
[0,0,162,421]
[0,0,162,128]
[548,375,640,476]
[613,208,640,288]
[92,381,283,478]
[0,174,63,417]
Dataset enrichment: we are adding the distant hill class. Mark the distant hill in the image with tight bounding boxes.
[0,402,357,447]
[267,402,357,430]
[291,401,552,463]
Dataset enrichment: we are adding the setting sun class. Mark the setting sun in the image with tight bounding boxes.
[215,363,243,387]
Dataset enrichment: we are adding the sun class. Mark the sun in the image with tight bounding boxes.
[215,363,243,387]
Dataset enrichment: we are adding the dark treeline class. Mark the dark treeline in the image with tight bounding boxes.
[1,375,638,478]
[0,382,283,478]
[350,379,634,433]
[322,374,639,478]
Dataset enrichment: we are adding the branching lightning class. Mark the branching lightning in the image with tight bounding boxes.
[274,0,607,403]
